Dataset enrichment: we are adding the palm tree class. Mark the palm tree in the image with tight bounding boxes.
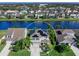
[23,37,31,49]
[47,23,57,46]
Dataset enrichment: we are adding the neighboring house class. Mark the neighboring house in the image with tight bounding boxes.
[5,10,20,18]
[62,29,75,37]
[73,10,78,13]
[0,10,6,18]
[56,29,77,45]
[57,13,66,18]
[35,10,45,19]
[74,29,79,39]
[35,10,42,19]
[60,35,76,45]
[5,28,27,43]
[20,6,29,10]
[20,10,28,18]
[70,13,77,18]
[27,10,35,18]
[20,10,28,15]
[48,12,56,18]
[29,10,34,14]
[66,8,72,14]
[61,13,65,18]
[0,10,5,15]
[27,13,34,18]
[60,30,76,45]
[76,14,79,18]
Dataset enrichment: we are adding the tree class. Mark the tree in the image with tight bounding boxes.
[23,37,31,49]
[54,43,67,53]
[11,36,31,51]
[48,24,57,46]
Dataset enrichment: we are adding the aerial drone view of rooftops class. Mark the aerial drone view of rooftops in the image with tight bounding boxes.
[0,2,79,56]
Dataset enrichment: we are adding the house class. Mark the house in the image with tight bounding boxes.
[20,10,28,15]
[66,8,72,14]
[5,28,27,43]
[70,13,77,18]
[0,10,6,18]
[76,13,79,18]
[19,10,28,18]
[31,29,50,44]
[62,29,75,37]
[0,10,5,15]
[35,10,42,19]
[27,10,35,18]
[60,30,76,45]
[20,6,29,10]
[48,12,56,18]
[56,29,77,45]
[5,10,20,18]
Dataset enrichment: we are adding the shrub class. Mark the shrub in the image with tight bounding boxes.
[41,43,50,52]
[1,40,6,44]
[11,37,31,52]
[54,44,67,53]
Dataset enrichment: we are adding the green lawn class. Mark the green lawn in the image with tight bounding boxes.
[0,30,7,38]
[9,49,30,56]
[0,42,5,52]
[0,30,6,52]
[0,18,79,22]
[40,45,75,56]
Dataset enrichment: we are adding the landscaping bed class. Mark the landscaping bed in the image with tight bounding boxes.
[8,37,31,56]
[40,44,75,56]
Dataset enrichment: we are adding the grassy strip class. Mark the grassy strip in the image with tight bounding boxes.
[9,49,30,56]
[0,42,5,52]
[0,18,79,22]
[0,30,7,38]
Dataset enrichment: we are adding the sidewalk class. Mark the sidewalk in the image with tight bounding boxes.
[0,41,12,56]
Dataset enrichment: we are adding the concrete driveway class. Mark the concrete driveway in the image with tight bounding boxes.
[0,41,12,56]
[30,42,40,56]
[70,45,79,56]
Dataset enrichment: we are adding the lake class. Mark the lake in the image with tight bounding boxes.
[0,21,79,30]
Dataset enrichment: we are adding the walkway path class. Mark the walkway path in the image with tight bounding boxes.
[0,41,12,56]
[30,42,40,56]
[70,45,79,56]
